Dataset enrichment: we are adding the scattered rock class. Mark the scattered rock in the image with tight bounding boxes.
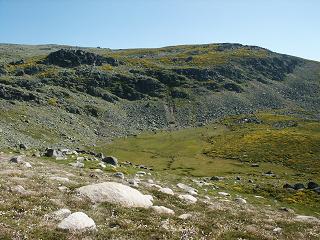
[45,148,62,158]
[77,182,153,208]
[9,155,24,163]
[24,162,32,168]
[113,172,125,179]
[178,213,192,220]
[218,192,230,197]
[177,183,198,195]
[136,171,147,176]
[279,207,294,213]
[307,181,319,189]
[313,187,320,194]
[178,194,197,204]
[128,179,139,187]
[151,206,174,215]
[210,176,225,181]
[234,197,247,204]
[98,162,106,168]
[47,208,71,221]
[69,161,84,168]
[273,227,282,234]
[49,176,70,183]
[158,187,174,195]
[251,163,259,167]
[283,183,293,189]
[57,212,96,231]
[58,186,69,192]
[293,183,305,190]
[10,185,29,195]
[102,156,118,166]
[19,143,27,150]
[294,215,319,223]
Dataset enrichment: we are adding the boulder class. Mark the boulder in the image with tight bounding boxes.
[77,182,153,208]
[57,212,96,231]
[102,156,118,166]
[151,206,174,215]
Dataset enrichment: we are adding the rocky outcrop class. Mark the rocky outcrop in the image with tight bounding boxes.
[44,49,119,67]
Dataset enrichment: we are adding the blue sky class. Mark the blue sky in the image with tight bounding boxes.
[0,0,319,61]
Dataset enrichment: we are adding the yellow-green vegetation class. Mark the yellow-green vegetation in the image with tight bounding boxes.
[114,44,268,69]
[205,113,320,173]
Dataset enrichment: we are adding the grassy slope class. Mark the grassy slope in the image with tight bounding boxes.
[93,113,320,215]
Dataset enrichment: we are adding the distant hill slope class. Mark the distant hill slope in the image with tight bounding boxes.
[0,43,319,148]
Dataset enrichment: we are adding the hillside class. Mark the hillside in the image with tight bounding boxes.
[0,43,320,148]
[0,43,319,239]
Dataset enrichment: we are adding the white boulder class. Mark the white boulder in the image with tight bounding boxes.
[77,182,153,208]
[57,212,96,231]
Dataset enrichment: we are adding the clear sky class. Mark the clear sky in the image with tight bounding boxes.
[0,0,319,61]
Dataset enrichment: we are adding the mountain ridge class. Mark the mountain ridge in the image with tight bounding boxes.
[0,43,319,149]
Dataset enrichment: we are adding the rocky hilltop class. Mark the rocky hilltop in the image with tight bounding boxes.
[0,43,319,148]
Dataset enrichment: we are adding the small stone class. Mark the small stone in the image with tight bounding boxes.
[218,192,230,197]
[128,179,139,187]
[99,162,106,168]
[113,172,125,179]
[19,143,27,150]
[251,163,259,167]
[49,176,70,183]
[102,156,118,166]
[177,183,198,195]
[178,213,192,220]
[9,155,24,163]
[24,162,32,168]
[58,186,69,192]
[294,215,319,223]
[136,171,146,176]
[234,197,247,204]
[77,157,85,162]
[47,208,71,221]
[158,187,174,195]
[293,183,305,190]
[69,161,84,168]
[211,176,224,181]
[273,227,282,234]
[57,212,96,231]
[151,206,174,215]
[307,181,319,189]
[178,194,197,204]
